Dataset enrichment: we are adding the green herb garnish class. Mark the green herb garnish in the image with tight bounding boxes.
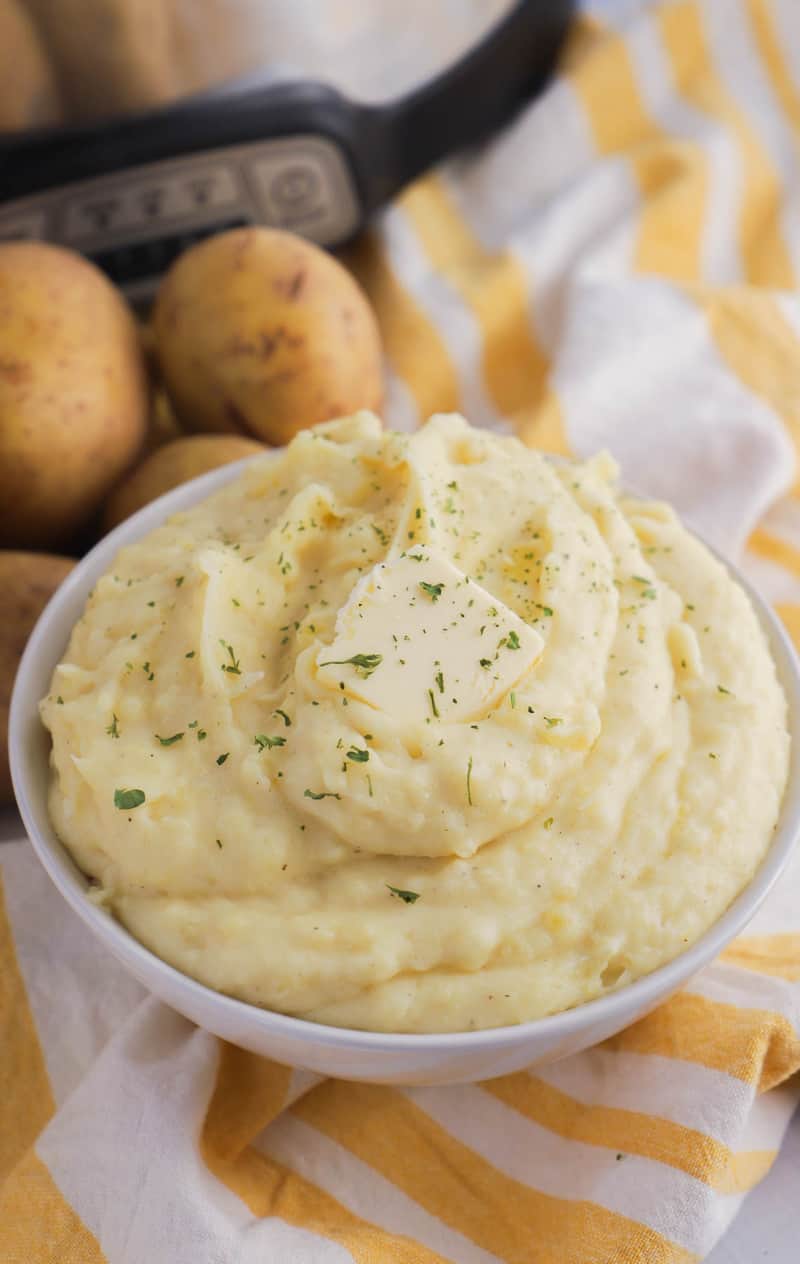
[106,714,120,739]
[466,756,474,806]
[216,753,229,766]
[114,788,145,810]
[717,685,732,695]
[435,670,444,694]
[420,581,444,602]
[255,734,286,751]
[387,885,420,904]
[274,709,292,727]
[156,732,183,747]
[175,576,184,587]
[427,688,440,718]
[320,652,383,678]
[479,657,493,669]
[543,817,554,830]
[219,640,241,675]
[506,630,521,650]
[544,716,562,728]
[347,746,369,763]
[304,789,342,801]
[56,695,64,705]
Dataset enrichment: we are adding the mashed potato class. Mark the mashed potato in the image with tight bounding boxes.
[42,413,790,1032]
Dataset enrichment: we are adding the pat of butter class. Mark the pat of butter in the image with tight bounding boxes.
[315,551,544,722]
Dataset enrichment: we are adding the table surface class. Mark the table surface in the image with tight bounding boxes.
[1,803,795,1262]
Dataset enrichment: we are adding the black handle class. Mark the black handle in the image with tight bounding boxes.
[362,0,577,208]
[0,0,576,234]
[0,79,366,204]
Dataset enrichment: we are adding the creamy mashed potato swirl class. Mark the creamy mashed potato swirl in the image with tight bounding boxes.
[42,414,790,1032]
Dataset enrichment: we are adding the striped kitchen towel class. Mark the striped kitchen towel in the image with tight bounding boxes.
[3,2,800,1260]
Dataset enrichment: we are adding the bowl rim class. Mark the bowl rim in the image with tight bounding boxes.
[10,453,800,1052]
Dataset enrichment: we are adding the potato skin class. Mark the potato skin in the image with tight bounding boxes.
[103,434,265,530]
[140,384,184,455]
[22,0,261,124]
[22,0,179,121]
[153,228,383,445]
[0,551,75,804]
[0,0,62,131]
[0,242,148,550]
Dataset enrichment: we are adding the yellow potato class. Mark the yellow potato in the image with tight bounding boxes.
[153,227,383,445]
[140,385,184,456]
[102,434,265,531]
[22,0,180,120]
[0,0,62,131]
[136,322,185,453]
[133,323,184,455]
[0,551,75,804]
[167,0,267,98]
[0,241,148,550]
[23,0,259,125]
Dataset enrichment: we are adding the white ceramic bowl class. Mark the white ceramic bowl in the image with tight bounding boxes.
[10,459,800,1085]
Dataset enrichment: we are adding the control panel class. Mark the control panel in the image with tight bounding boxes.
[0,135,361,300]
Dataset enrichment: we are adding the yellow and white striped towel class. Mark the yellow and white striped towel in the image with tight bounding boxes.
[4,2,800,1260]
